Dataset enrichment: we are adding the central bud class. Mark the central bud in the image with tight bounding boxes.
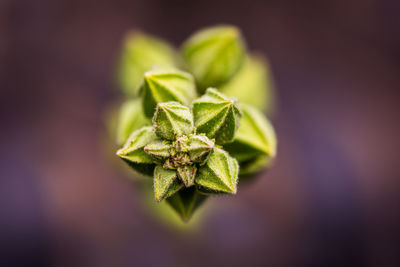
[144,134,214,187]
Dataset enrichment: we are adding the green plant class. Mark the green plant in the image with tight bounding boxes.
[113,25,277,221]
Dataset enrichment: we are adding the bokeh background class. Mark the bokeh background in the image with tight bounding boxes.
[1,0,400,266]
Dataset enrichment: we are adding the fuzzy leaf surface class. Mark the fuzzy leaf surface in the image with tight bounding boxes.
[192,88,241,144]
[154,166,183,202]
[153,102,194,140]
[141,68,196,117]
[195,147,239,194]
[116,127,158,175]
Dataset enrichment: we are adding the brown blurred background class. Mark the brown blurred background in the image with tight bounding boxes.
[1,0,400,266]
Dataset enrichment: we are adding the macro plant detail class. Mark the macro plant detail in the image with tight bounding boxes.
[111,24,278,221]
[117,89,241,203]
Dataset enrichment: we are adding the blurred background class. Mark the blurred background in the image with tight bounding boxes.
[1,0,400,266]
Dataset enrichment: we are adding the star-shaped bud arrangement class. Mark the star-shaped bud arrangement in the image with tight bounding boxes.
[113,25,278,222]
[117,98,240,210]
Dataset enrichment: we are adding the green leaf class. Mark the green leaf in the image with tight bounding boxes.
[192,88,242,144]
[220,54,275,113]
[154,166,183,202]
[182,25,246,91]
[166,187,208,221]
[141,67,197,117]
[117,31,177,96]
[224,103,277,162]
[116,126,157,175]
[153,102,194,140]
[177,165,197,187]
[115,98,151,145]
[144,140,171,162]
[195,147,239,194]
[185,134,214,164]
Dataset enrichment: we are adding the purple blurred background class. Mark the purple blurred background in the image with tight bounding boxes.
[1,0,400,266]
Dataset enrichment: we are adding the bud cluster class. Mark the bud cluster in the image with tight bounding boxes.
[114,25,277,221]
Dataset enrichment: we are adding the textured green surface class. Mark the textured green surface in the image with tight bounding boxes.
[195,148,239,194]
[182,25,246,91]
[192,88,242,144]
[141,68,197,117]
[118,31,177,96]
[153,102,193,140]
[154,166,183,202]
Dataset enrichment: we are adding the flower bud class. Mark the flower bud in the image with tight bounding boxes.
[153,102,194,140]
[185,134,214,164]
[141,67,197,117]
[192,88,242,144]
[116,127,157,176]
[154,165,183,202]
[220,54,275,113]
[144,140,171,162]
[177,165,197,187]
[118,31,177,96]
[166,187,207,221]
[115,98,151,145]
[195,148,239,194]
[182,25,245,91]
[224,104,277,166]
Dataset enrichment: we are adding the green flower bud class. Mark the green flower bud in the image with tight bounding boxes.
[144,140,171,162]
[166,187,207,221]
[177,165,197,187]
[115,98,151,145]
[195,148,239,194]
[182,25,246,91]
[220,54,275,113]
[185,134,214,163]
[153,102,194,140]
[192,88,242,144]
[116,127,157,176]
[118,31,177,96]
[154,165,183,202]
[141,67,197,117]
[224,104,277,164]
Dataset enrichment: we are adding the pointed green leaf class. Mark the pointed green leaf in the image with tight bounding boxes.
[182,25,246,91]
[224,104,277,162]
[116,126,158,176]
[116,98,151,145]
[185,134,214,164]
[153,102,194,140]
[177,165,197,187]
[166,187,208,221]
[192,88,242,144]
[195,147,239,194]
[141,67,197,117]
[220,54,275,113]
[144,140,171,162]
[154,166,183,202]
[117,31,177,96]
